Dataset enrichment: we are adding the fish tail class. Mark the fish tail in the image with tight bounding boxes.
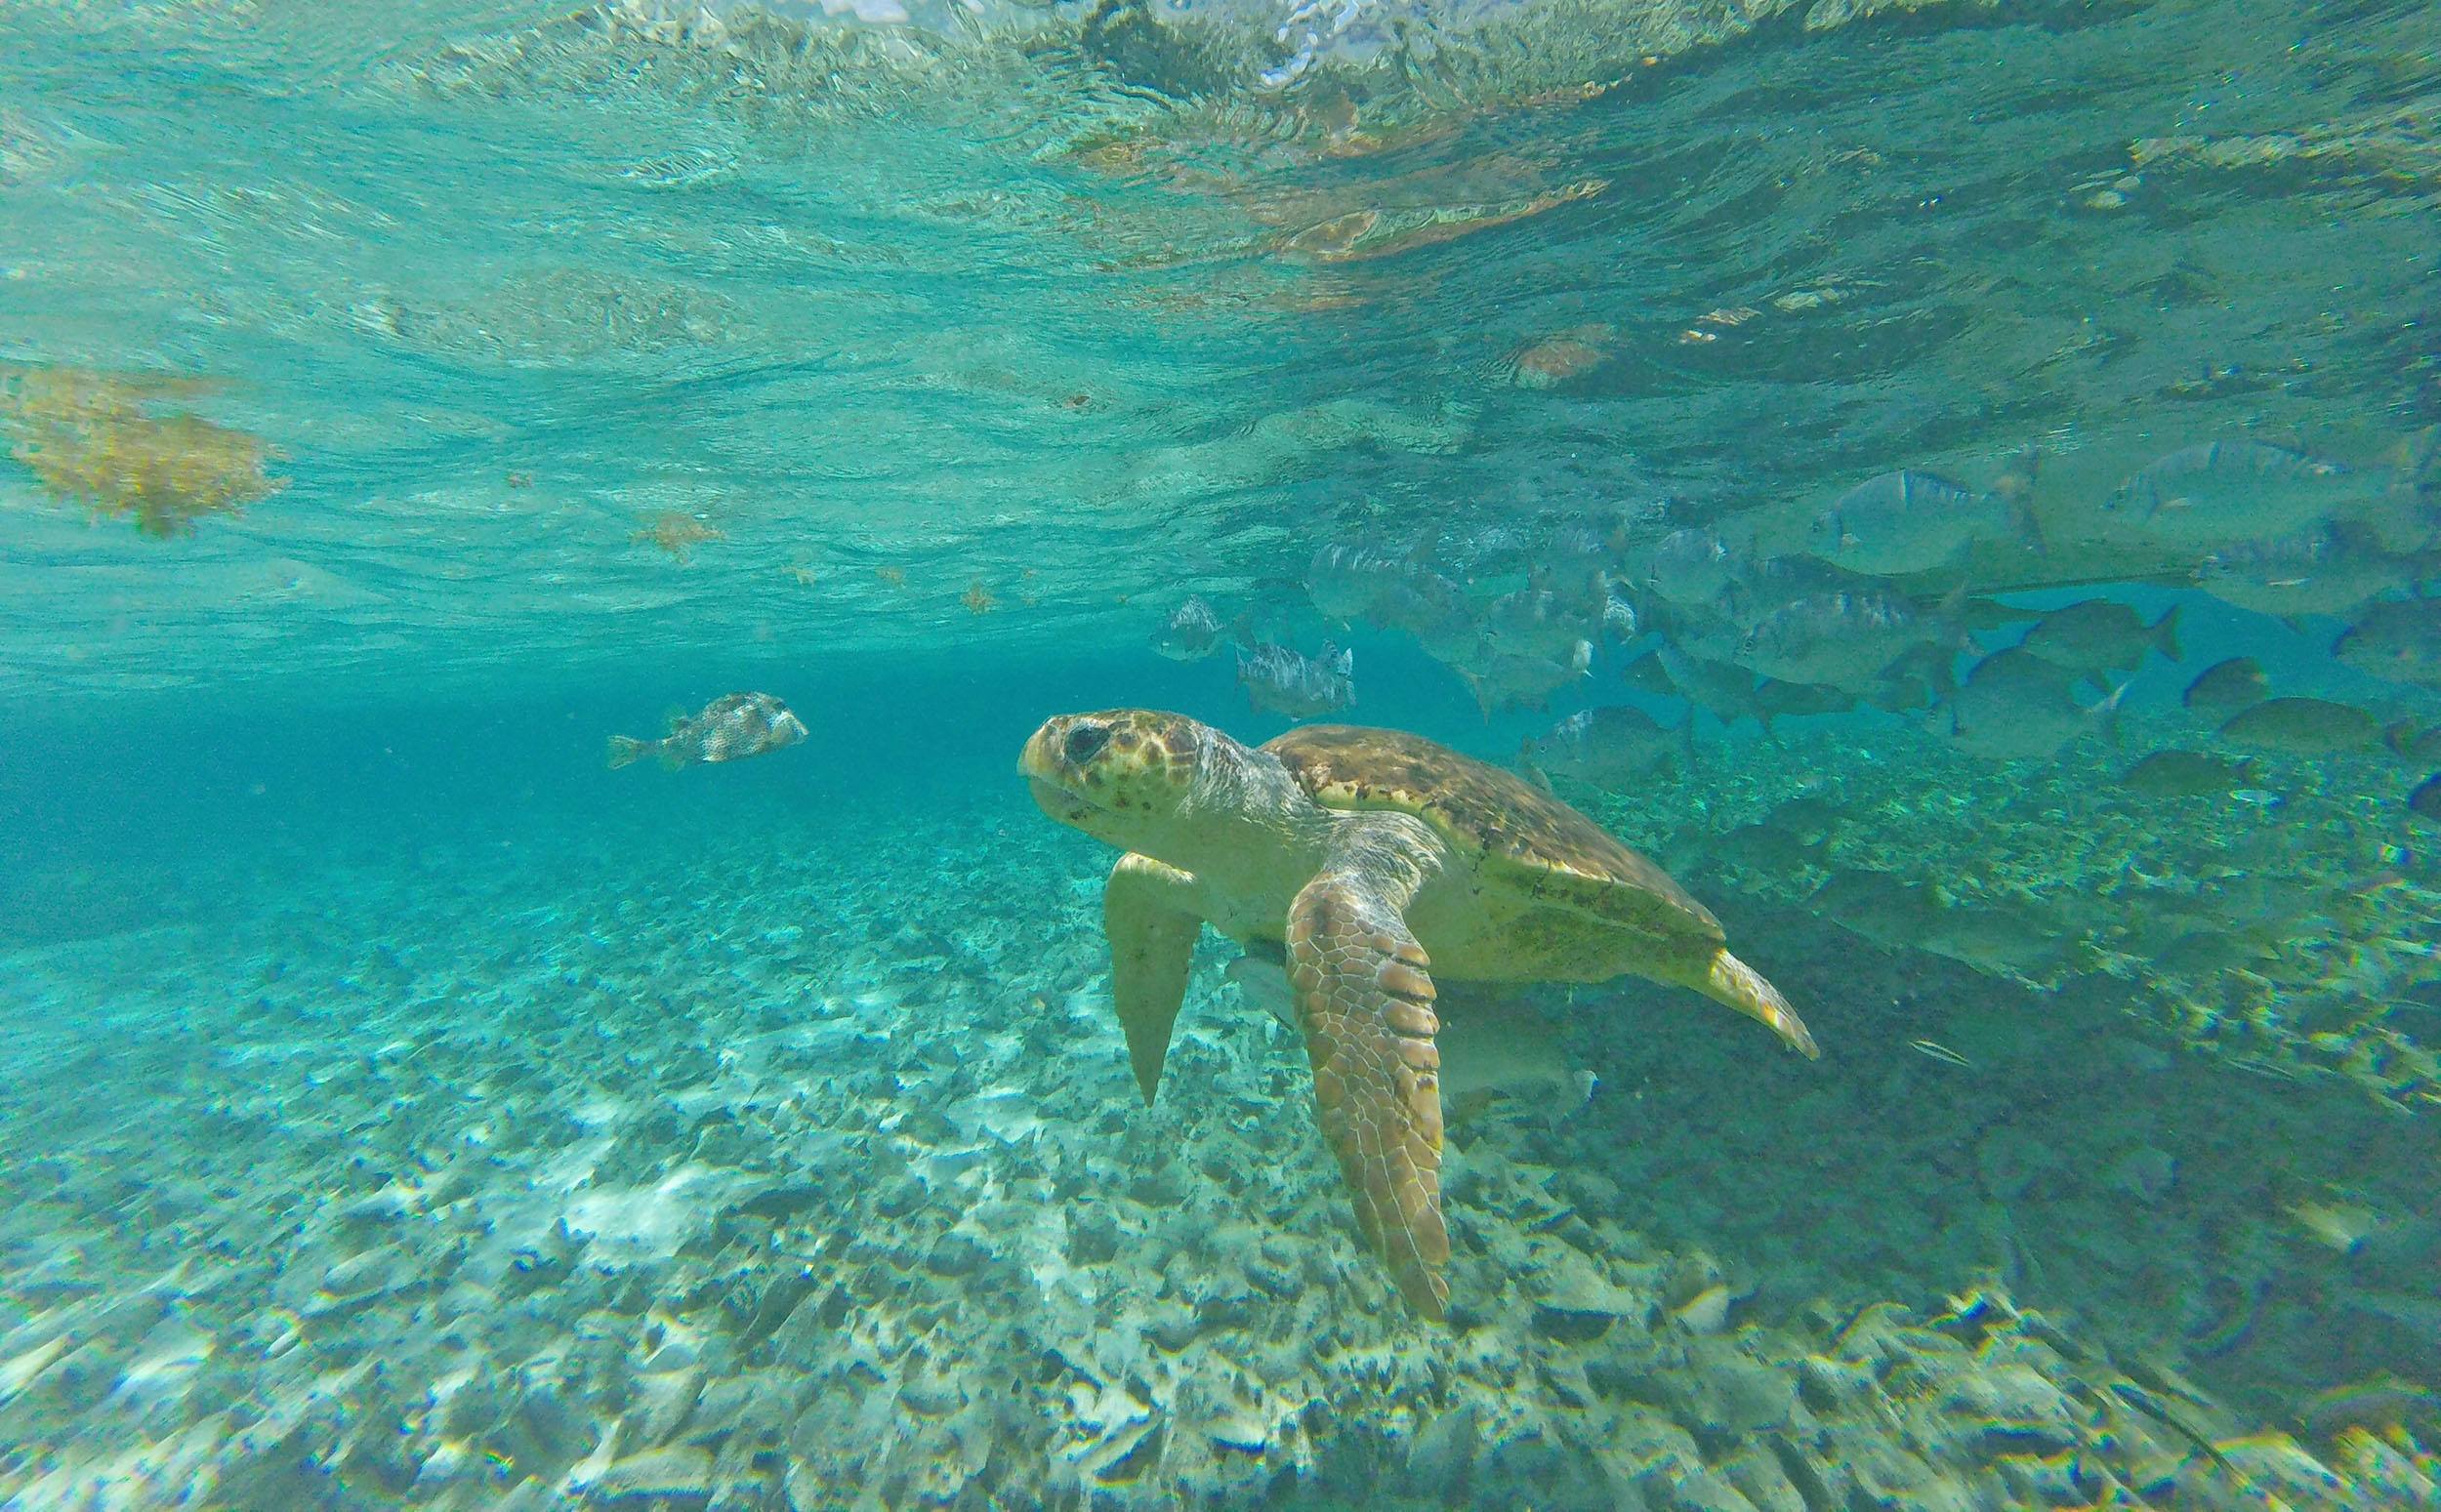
[606,734,653,770]
[2152,603,2183,663]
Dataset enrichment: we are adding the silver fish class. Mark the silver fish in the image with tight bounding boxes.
[607,692,807,770]
[1455,637,1592,716]
[1519,705,1681,790]
[1808,470,2022,576]
[1151,594,1228,661]
[1305,540,1416,622]
[1738,590,1959,693]
[2198,521,2400,619]
[1645,526,1737,606]
[2098,440,2361,549]
[1479,579,1603,663]
[1656,646,1766,728]
[1237,641,1355,719]
[1752,677,1858,733]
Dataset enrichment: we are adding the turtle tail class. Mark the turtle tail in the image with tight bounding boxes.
[1698,950,1819,1059]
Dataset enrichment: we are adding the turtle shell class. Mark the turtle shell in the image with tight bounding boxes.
[1262,723,1724,948]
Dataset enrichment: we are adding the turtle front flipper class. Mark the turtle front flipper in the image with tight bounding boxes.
[1105,853,1204,1103]
[1287,872,1450,1320]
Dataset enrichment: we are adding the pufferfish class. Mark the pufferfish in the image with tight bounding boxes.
[608,692,807,770]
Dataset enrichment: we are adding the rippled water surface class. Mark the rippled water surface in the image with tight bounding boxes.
[3,0,2438,1507]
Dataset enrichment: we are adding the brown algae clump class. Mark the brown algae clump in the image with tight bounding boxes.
[0,364,287,537]
[631,511,724,562]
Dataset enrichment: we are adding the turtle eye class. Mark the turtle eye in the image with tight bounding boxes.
[1064,722,1113,765]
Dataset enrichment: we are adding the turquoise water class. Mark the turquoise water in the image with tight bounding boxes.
[4,0,2440,1506]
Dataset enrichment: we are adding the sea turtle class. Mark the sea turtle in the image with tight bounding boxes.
[1019,711,1818,1319]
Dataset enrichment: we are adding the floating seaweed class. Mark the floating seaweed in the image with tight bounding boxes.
[0,364,287,537]
[630,511,723,563]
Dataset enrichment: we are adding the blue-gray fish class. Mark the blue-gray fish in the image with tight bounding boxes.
[2098,440,2361,549]
[2017,599,2179,682]
[1519,705,1681,790]
[2120,750,2263,800]
[2216,697,2380,756]
[1237,641,1354,719]
[608,692,807,770]
[1807,470,2024,576]
[2182,657,2269,715]
[1937,648,2120,760]
[1151,594,1227,661]
[2334,597,2441,692]
[1738,590,1960,693]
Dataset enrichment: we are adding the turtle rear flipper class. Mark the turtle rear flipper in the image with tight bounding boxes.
[1696,949,1819,1059]
[1104,853,1203,1103]
[1287,872,1450,1321]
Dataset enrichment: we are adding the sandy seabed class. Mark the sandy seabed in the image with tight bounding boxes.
[1,787,2435,1511]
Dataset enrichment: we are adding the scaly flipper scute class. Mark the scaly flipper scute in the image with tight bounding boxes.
[1104,853,1202,1103]
[1698,949,1819,1059]
[1287,871,1450,1320]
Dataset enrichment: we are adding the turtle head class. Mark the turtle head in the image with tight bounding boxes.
[1021,710,1223,849]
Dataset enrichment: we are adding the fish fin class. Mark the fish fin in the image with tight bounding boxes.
[662,706,691,734]
[1225,609,1255,647]
[1518,743,1554,795]
[2015,494,2048,556]
[1458,670,1493,720]
[606,734,653,770]
[2093,680,2133,749]
[2152,603,2183,663]
[1932,581,1974,652]
[658,744,689,771]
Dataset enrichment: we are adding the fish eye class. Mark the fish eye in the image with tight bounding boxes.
[1064,723,1113,764]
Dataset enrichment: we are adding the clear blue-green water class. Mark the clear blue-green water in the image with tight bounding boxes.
[4,1,2440,1507]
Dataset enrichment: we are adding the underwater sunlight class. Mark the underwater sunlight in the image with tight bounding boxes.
[2,0,2438,1506]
